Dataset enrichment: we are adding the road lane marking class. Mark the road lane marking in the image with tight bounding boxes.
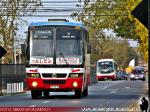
[125,87,130,88]
[29,105,37,107]
[101,87,108,89]
[110,91,117,93]
[110,89,118,93]
[71,100,80,104]
[42,101,50,104]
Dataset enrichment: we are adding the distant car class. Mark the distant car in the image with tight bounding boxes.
[129,68,145,81]
[117,71,128,80]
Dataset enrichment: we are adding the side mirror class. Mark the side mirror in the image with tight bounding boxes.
[87,44,91,54]
[21,44,26,55]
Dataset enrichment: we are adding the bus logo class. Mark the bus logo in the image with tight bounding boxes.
[52,74,57,78]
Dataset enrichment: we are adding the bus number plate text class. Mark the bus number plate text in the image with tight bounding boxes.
[51,85,59,89]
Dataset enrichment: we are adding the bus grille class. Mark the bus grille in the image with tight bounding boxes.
[43,80,66,84]
[42,73,67,78]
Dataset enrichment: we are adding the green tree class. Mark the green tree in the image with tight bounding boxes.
[72,0,148,63]
[114,0,148,63]
[90,37,138,69]
[0,0,41,63]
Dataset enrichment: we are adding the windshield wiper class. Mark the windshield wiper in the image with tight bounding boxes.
[59,53,70,66]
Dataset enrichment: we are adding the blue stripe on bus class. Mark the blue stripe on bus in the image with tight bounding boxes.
[29,22,87,29]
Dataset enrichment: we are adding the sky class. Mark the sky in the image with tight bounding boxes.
[19,0,78,37]
[20,0,138,47]
[22,0,79,23]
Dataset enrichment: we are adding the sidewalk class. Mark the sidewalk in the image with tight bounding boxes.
[128,82,148,112]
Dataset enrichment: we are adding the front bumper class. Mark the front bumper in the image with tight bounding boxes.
[26,78,83,90]
[130,76,145,80]
[97,75,116,80]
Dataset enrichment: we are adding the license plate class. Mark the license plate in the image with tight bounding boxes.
[51,85,59,89]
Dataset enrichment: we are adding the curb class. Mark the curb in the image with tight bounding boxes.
[128,82,148,112]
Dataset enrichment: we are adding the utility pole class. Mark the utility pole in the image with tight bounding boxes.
[14,33,16,64]
[12,25,19,64]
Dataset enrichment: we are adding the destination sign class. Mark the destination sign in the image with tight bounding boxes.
[100,62,112,65]
[57,29,80,40]
[33,28,53,39]
[30,57,53,65]
[36,30,53,35]
[56,57,80,65]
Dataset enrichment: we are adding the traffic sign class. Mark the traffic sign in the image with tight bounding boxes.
[0,46,7,59]
[131,0,148,28]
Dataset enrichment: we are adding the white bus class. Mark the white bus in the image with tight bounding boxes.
[25,19,91,99]
[96,59,117,81]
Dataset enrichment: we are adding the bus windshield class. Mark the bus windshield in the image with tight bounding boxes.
[132,68,144,74]
[98,61,114,73]
[30,26,83,65]
[31,27,54,57]
[56,27,83,65]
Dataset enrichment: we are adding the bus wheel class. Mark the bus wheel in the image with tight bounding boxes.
[112,78,116,81]
[44,90,49,98]
[82,86,88,97]
[31,90,42,99]
[75,90,82,98]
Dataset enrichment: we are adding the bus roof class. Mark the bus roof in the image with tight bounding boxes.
[97,59,115,62]
[29,21,88,31]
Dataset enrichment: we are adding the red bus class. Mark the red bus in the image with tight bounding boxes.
[25,19,91,99]
[96,59,117,81]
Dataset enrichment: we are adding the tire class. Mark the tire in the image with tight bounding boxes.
[44,90,49,98]
[112,78,116,81]
[82,86,88,97]
[112,76,116,81]
[98,79,104,81]
[75,90,82,98]
[31,90,42,99]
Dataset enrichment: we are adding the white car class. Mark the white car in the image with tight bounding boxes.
[130,68,145,81]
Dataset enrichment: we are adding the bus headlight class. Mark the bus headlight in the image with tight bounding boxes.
[130,74,135,78]
[32,81,38,87]
[72,82,78,87]
[27,73,40,78]
[69,73,82,78]
[70,74,79,78]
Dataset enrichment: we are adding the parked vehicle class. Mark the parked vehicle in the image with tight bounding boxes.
[117,71,128,80]
[129,67,145,81]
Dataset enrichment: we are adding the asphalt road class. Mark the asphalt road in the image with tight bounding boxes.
[0,80,147,112]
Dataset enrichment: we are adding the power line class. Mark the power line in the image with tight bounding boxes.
[0,6,127,9]
[0,10,129,15]
[0,14,128,17]
[0,7,128,11]
[0,1,129,17]
[0,0,117,3]
[0,1,127,4]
